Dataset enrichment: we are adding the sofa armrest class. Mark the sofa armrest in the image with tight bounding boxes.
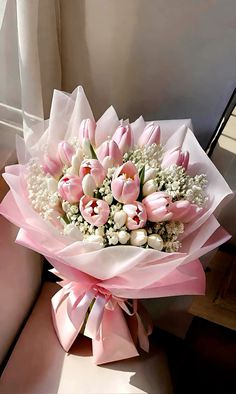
[0,176,43,367]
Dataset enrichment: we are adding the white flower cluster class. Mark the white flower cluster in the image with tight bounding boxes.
[155,165,208,206]
[26,159,61,225]
[124,143,163,170]
[147,221,184,253]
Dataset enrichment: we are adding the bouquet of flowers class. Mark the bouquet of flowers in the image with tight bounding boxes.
[0,87,232,364]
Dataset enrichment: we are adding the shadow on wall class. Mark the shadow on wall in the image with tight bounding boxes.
[61,0,236,148]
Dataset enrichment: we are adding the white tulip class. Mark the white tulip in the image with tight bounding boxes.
[142,179,157,197]
[144,168,158,183]
[148,234,163,251]
[82,139,92,157]
[82,173,96,196]
[102,156,114,171]
[63,223,83,240]
[114,210,127,229]
[130,229,147,246]
[85,234,104,247]
[47,177,58,193]
[71,148,83,174]
[118,230,130,244]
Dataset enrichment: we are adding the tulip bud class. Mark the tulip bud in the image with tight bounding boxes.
[64,223,82,241]
[144,168,158,183]
[112,125,132,154]
[102,156,114,171]
[82,139,92,157]
[58,141,75,166]
[79,119,96,146]
[82,173,96,196]
[170,200,200,223]
[85,234,104,247]
[148,234,163,250]
[114,210,127,229]
[130,229,147,246]
[97,140,122,169]
[138,123,161,147]
[70,148,83,174]
[118,230,130,244]
[142,179,157,197]
[42,155,63,178]
[162,147,189,170]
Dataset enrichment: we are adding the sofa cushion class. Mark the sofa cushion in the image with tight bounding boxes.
[0,215,42,366]
[0,282,172,394]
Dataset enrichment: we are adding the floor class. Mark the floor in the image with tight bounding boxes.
[156,318,236,394]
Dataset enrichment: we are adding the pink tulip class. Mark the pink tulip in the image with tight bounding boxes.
[111,161,140,204]
[142,192,173,222]
[138,123,161,147]
[58,141,75,166]
[79,119,96,146]
[42,155,63,178]
[123,201,147,230]
[80,195,110,227]
[170,200,201,223]
[112,125,132,154]
[58,174,83,204]
[80,159,106,187]
[162,147,189,170]
[97,140,123,169]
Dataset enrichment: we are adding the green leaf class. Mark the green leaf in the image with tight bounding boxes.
[89,141,98,160]
[61,214,70,225]
[139,165,145,186]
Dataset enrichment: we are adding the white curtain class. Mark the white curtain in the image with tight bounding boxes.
[0,0,61,168]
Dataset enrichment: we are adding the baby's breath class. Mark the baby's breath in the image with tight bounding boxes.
[124,143,163,170]
[155,165,207,207]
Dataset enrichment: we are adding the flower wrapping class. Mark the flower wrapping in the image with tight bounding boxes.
[0,86,233,364]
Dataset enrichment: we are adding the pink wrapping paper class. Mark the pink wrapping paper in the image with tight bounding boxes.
[0,86,233,364]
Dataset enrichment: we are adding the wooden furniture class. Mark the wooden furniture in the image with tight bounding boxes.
[189,248,236,331]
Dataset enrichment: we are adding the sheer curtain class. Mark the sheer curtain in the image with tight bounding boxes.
[0,0,61,169]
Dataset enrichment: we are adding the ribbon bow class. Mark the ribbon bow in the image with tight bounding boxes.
[51,270,152,355]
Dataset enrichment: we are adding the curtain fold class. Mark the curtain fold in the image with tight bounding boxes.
[0,0,61,168]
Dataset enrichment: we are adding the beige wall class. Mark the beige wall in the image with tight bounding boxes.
[60,0,236,148]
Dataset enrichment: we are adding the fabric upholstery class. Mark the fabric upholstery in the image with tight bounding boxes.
[0,282,172,394]
[0,215,42,365]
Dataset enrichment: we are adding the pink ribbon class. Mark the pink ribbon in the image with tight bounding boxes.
[51,270,152,354]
